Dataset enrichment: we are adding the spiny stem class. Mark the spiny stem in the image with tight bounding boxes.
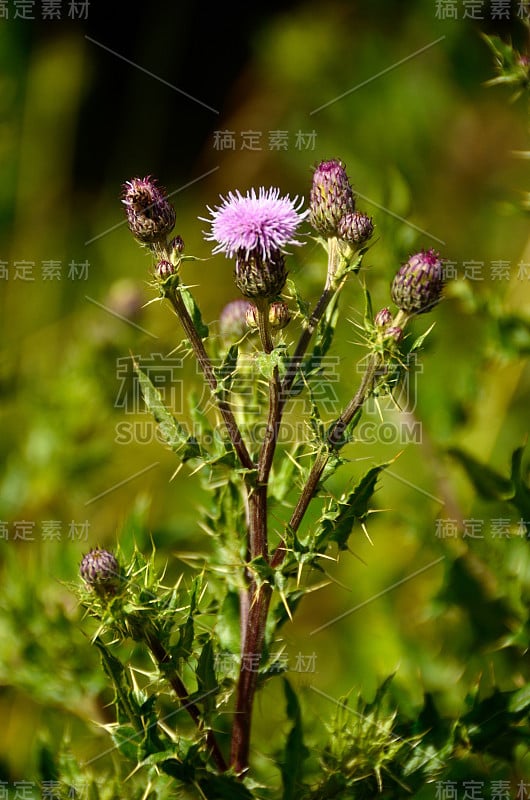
[166,285,254,472]
[272,352,383,567]
[230,584,272,774]
[145,631,228,773]
[280,237,344,406]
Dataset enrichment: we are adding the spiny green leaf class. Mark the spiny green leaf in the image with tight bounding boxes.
[179,284,209,339]
[214,344,239,392]
[410,322,435,353]
[448,447,513,501]
[287,278,311,321]
[256,345,287,381]
[196,639,218,714]
[281,679,309,800]
[93,638,139,726]
[269,444,306,503]
[135,362,202,462]
[197,774,255,799]
[217,591,240,655]
[363,285,373,326]
[510,445,530,520]
[316,462,389,551]
[111,724,140,761]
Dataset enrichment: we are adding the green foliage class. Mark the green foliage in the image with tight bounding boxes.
[449,444,530,521]
[3,9,530,798]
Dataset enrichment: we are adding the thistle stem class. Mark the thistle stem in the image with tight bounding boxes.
[145,631,228,773]
[272,351,383,567]
[166,286,254,472]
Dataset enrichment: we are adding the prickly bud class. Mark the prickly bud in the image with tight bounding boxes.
[309,159,355,237]
[168,235,185,256]
[80,548,121,596]
[391,249,444,315]
[337,211,374,245]
[155,259,176,280]
[268,300,292,330]
[374,307,393,329]
[234,248,287,299]
[122,176,175,245]
[384,326,403,343]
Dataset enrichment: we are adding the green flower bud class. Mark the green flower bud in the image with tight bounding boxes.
[234,248,287,299]
[80,548,121,596]
[391,249,444,315]
[309,159,355,237]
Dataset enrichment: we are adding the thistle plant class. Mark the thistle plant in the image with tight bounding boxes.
[77,160,448,796]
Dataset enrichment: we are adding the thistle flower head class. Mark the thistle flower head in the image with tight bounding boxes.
[309,159,355,237]
[202,187,307,260]
[122,176,176,244]
[80,548,121,596]
[234,249,287,299]
[338,211,374,246]
[391,249,444,315]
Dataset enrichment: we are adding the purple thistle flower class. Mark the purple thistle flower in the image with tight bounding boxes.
[219,299,253,340]
[202,187,308,260]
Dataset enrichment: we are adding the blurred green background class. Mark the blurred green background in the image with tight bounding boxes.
[0,0,529,794]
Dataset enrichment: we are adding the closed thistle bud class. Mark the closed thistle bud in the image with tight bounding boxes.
[245,304,258,329]
[391,249,444,315]
[122,176,176,244]
[309,159,355,237]
[384,325,403,343]
[155,259,176,280]
[220,299,253,339]
[168,235,185,256]
[374,307,393,329]
[234,248,287,299]
[80,548,121,596]
[246,300,291,332]
[268,301,291,330]
[337,211,374,245]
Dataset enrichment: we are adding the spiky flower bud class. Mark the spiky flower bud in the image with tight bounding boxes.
[391,249,444,315]
[122,176,176,244]
[168,235,185,256]
[234,248,287,299]
[337,211,374,245]
[156,259,176,280]
[268,300,291,330]
[374,307,393,329]
[246,300,291,330]
[384,326,403,343]
[220,299,253,340]
[309,159,355,237]
[80,548,121,596]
